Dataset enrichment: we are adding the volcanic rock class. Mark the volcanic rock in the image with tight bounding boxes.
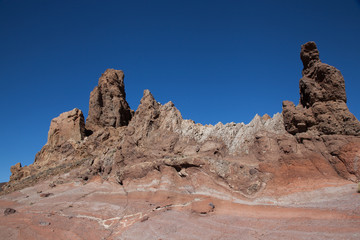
[47,108,85,147]
[39,193,53,198]
[9,163,23,182]
[86,69,133,131]
[283,41,360,135]
[337,142,360,179]
[2,42,360,239]
[300,42,346,106]
[3,208,16,216]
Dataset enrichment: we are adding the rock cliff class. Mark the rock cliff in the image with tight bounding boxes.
[3,42,360,197]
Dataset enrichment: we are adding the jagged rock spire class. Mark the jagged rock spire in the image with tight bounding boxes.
[283,41,360,135]
[300,41,320,70]
[299,41,347,108]
[86,69,133,130]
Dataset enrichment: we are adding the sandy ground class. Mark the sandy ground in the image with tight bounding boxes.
[1,176,360,240]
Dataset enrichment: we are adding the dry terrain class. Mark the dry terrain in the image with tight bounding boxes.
[1,174,360,240]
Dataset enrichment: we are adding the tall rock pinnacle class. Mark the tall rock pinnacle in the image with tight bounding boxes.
[283,41,360,135]
[299,41,347,107]
[86,69,133,131]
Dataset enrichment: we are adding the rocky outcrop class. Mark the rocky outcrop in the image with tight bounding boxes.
[86,69,133,131]
[48,108,85,147]
[3,42,360,197]
[283,41,360,135]
[9,163,23,181]
[300,42,346,106]
[3,109,88,190]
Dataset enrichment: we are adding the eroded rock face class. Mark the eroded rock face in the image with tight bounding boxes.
[86,69,133,131]
[3,42,360,197]
[48,108,85,147]
[9,163,23,181]
[300,42,346,106]
[283,41,360,135]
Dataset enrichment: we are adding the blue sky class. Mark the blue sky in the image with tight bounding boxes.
[1,0,360,182]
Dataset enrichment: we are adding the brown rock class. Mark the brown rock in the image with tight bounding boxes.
[4,208,16,216]
[282,101,315,134]
[3,42,360,239]
[9,163,24,181]
[283,41,360,136]
[48,108,85,147]
[40,193,53,198]
[128,90,161,138]
[191,200,215,214]
[338,142,360,178]
[300,42,346,107]
[300,41,320,69]
[312,101,360,135]
[86,69,133,130]
[10,163,22,175]
[3,43,360,204]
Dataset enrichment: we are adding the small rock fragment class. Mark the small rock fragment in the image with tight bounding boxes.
[141,216,149,222]
[249,169,257,175]
[40,193,53,198]
[191,200,215,215]
[4,208,16,216]
[209,202,215,210]
[39,221,51,226]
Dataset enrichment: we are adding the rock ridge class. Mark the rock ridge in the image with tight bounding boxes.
[2,42,360,197]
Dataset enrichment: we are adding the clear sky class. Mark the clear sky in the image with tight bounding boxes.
[1,0,360,182]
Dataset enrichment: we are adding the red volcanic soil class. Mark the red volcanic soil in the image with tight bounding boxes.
[1,176,360,240]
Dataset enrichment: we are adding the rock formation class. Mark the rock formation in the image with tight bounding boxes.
[47,108,85,147]
[2,42,360,197]
[283,41,360,135]
[2,42,360,239]
[86,69,133,131]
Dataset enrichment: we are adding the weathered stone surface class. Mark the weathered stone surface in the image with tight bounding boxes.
[3,42,360,212]
[2,176,360,240]
[2,42,360,239]
[300,41,320,69]
[127,89,162,143]
[338,142,360,179]
[48,108,85,147]
[86,69,133,130]
[283,41,360,136]
[10,163,22,175]
[300,42,346,107]
[282,100,315,134]
[9,163,24,182]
